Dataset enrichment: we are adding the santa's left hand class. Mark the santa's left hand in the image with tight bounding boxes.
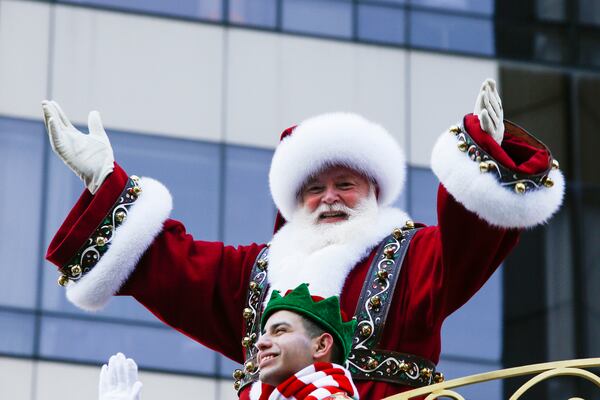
[99,353,143,400]
[473,78,504,145]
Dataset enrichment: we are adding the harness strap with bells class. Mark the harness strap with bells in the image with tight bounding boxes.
[233,222,443,393]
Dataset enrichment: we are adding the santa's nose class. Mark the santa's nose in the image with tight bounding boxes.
[321,186,340,204]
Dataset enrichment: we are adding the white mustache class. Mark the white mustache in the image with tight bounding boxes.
[312,202,355,219]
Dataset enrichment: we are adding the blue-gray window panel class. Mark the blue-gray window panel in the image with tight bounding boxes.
[58,0,222,21]
[0,118,45,308]
[219,354,242,378]
[410,0,494,16]
[408,167,437,226]
[357,4,406,45]
[410,11,494,56]
[223,145,275,246]
[42,131,221,323]
[435,358,502,400]
[229,0,277,28]
[282,0,353,39]
[441,266,503,361]
[0,310,35,356]
[39,315,217,374]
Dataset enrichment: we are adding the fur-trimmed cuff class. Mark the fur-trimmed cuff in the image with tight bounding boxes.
[431,125,564,229]
[66,177,172,311]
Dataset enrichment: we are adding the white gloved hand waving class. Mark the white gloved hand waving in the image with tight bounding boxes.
[99,353,143,400]
[473,79,505,145]
[42,100,114,194]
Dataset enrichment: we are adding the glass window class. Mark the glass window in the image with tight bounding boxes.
[579,74,600,185]
[358,4,406,44]
[39,316,217,374]
[408,167,438,226]
[410,0,494,16]
[58,0,223,21]
[410,10,494,55]
[579,0,600,26]
[229,0,278,28]
[223,145,275,246]
[218,353,242,378]
[0,118,45,309]
[42,131,222,323]
[0,310,35,356]
[495,23,570,64]
[579,30,600,68]
[435,358,502,400]
[282,0,353,38]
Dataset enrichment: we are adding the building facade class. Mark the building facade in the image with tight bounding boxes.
[0,0,598,399]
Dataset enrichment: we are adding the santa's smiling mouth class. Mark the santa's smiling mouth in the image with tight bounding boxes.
[318,211,349,222]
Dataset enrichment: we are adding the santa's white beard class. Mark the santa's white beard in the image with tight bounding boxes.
[266,189,409,298]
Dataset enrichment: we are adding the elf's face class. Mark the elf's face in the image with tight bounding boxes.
[256,310,316,387]
[299,166,373,224]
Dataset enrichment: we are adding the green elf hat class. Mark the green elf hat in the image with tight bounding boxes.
[261,283,357,361]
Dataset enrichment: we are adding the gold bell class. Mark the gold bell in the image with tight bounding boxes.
[70,264,82,276]
[366,358,379,369]
[404,220,415,229]
[449,125,461,135]
[232,369,245,380]
[257,259,268,270]
[360,324,372,337]
[95,236,107,247]
[369,295,381,308]
[543,177,554,188]
[244,360,256,373]
[249,281,260,292]
[399,361,410,372]
[233,381,241,391]
[420,367,432,379]
[57,275,69,287]
[514,182,526,194]
[457,141,468,152]
[242,308,254,320]
[241,336,253,348]
[115,211,127,223]
[377,270,388,280]
[434,372,445,383]
[479,161,490,173]
[392,228,403,240]
[552,159,559,170]
[383,247,395,259]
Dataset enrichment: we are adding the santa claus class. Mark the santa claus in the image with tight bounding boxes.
[43,79,564,399]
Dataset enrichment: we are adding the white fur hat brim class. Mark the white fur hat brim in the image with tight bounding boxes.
[269,112,405,221]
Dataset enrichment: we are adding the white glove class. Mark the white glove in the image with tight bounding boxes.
[42,100,115,194]
[99,353,143,400]
[473,79,505,145]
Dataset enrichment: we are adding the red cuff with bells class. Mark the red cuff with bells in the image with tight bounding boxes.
[463,113,551,174]
[46,162,129,268]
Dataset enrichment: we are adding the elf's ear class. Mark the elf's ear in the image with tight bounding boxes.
[312,332,335,361]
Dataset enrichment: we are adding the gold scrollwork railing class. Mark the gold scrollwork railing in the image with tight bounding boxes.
[382,358,600,400]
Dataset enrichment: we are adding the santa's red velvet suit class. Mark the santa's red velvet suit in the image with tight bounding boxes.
[46,111,564,400]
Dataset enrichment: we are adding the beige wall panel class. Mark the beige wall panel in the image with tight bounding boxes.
[51,6,224,141]
[0,0,50,119]
[34,360,217,400]
[226,30,406,149]
[0,356,33,400]
[409,52,498,167]
[218,378,238,400]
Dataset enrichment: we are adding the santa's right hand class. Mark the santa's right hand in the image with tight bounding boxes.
[42,100,115,194]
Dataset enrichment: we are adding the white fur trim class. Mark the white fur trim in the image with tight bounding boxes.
[66,177,173,311]
[431,129,564,228]
[267,206,410,299]
[269,112,406,221]
[250,382,261,400]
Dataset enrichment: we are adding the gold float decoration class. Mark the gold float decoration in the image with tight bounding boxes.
[382,358,600,400]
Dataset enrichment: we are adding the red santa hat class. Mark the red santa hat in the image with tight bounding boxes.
[269,112,406,222]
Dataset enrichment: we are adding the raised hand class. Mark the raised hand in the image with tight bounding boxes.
[42,100,114,194]
[99,353,143,400]
[473,79,504,145]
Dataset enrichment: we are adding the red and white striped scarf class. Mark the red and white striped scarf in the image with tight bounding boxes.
[249,362,359,400]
